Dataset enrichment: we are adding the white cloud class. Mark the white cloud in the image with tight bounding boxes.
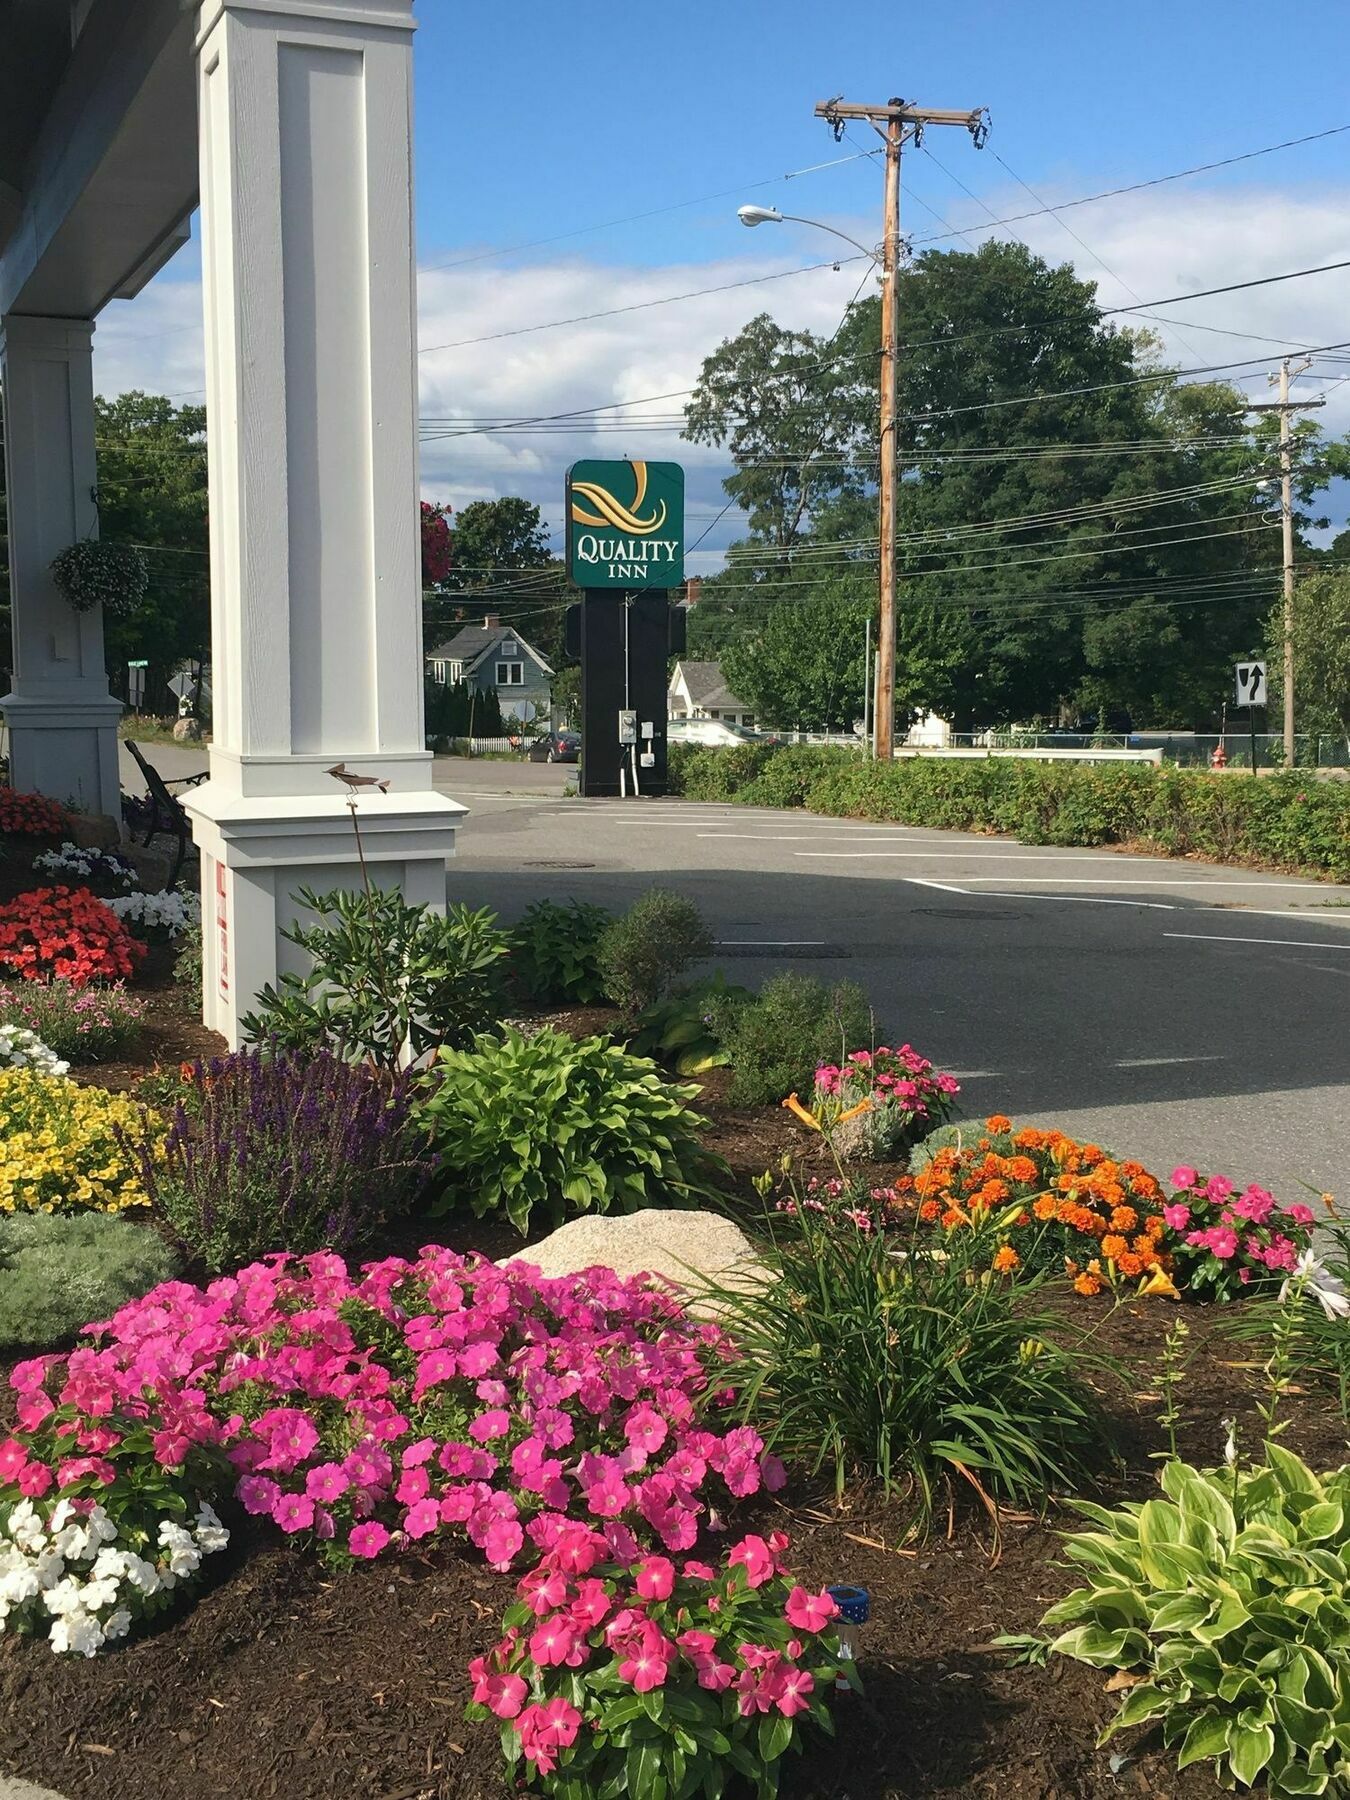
[90,182,1350,563]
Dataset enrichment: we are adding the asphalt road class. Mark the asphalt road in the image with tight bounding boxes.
[124,745,1349,1203]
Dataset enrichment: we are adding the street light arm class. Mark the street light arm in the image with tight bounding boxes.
[736,203,880,264]
[777,215,880,262]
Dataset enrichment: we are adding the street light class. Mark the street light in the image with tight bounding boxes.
[736,204,879,264]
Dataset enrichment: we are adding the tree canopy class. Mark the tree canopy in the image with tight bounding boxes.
[685,240,1347,731]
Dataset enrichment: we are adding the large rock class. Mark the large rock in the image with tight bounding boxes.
[509,1208,766,1311]
[119,841,173,892]
[172,716,203,742]
[64,811,121,850]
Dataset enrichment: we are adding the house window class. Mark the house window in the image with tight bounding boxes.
[450,661,463,682]
[431,660,448,685]
[501,640,517,656]
[496,661,524,686]
[742,714,755,729]
[708,709,719,720]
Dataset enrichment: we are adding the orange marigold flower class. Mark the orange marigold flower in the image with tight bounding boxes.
[1100,1234,1130,1260]
[985,1114,1012,1134]
[1032,1194,1058,1221]
[1116,1252,1143,1278]
[992,1246,1020,1274]
[1073,1272,1103,1297]
[1007,1156,1039,1185]
[1145,1215,1166,1240]
[1132,1233,1157,1257]
[1109,1206,1139,1234]
[940,1208,966,1231]
[1081,1144,1105,1166]
[919,1198,942,1223]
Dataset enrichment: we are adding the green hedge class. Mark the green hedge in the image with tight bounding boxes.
[665,744,1350,879]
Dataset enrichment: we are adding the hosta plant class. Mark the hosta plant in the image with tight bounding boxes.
[420,1027,722,1234]
[507,898,611,1005]
[241,886,508,1069]
[1045,1448,1350,1796]
[629,974,753,1076]
[470,1528,847,1798]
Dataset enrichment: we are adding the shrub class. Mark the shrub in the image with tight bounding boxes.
[419,1026,721,1235]
[0,1021,68,1078]
[890,1117,1176,1293]
[2,1250,780,1583]
[32,841,137,889]
[1161,1165,1315,1301]
[0,788,68,839]
[0,981,145,1063]
[597,888,713,1019]
[472,1531,845,1795]
[700,1194,1109,1521]
[0,1069,157,1216]
[507,897,611,1005]
[241,886,509,1069]
[1044,1447,1350,1796]
[810,1043,960,1159]
[706,970,876,1107]
[107,886,201,941]
[137,1048,434,1272]
[173,922,202,989]
[0,1212,180,1350]
[668,746,1350,880]
[0,885,146,986]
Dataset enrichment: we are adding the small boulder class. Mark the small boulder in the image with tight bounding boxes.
[65,810,122,851]
[119,842,173,892]
[509,1208,766,1313]
[172,716,203,742]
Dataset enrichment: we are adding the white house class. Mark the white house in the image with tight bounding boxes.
[0,0,463,1047]
[667,660,756,731]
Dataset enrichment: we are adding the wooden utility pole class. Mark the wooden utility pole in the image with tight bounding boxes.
[815,97,988,760]
[1248,357,1321,764]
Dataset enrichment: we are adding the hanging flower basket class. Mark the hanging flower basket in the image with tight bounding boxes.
[48,540,150,617]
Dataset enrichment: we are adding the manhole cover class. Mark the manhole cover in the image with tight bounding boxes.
[916,907,1023,921]
[523,860,596,869]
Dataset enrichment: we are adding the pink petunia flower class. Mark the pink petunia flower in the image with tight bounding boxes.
[272,1492,315,1534]
[348,1521,390,1559]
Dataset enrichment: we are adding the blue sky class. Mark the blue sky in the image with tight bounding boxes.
[97,1,1350,556]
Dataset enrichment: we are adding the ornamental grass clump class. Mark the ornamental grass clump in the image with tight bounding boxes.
[472,1528,847,1795]
[139,1047,434,1272]
[1044,1446,1350,1796]
[698,1190,1110,1525]
[419,1026,722,1235]
[0,1070,157,1217]
[0,982,144,1064]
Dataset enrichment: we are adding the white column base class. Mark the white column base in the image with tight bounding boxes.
[0,690,123,819]
[183,782,466,1048]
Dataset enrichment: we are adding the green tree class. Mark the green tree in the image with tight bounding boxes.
[425,495,567,669]
[1265,569,1350,752]
[721,579,873,731]
[685,242,1345,730]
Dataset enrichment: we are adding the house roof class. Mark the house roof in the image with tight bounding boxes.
[426,623,553,677]
[670,659,747,712]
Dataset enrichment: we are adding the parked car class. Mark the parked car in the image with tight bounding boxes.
[667,718,761,747]
[527,729,581,763]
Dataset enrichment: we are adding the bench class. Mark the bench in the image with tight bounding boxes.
[120,740,208,886]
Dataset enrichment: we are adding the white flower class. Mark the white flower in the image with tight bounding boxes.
[0,1025,69,1079]
[0,1567,40,1606]
[1281,1249,1350,1322]
[107,887,201,938]
[32,842,137,888]
[49,1609,105,1657]
[119,1555,162,1597]
[1222,1418,1238,1467]
[194,1503,230,1553]
[102,1606,132,1640]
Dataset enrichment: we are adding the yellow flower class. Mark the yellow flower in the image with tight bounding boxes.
[0,1068,160,1218]
[782,1093,823,1132]
[1138,1267,1181,1300]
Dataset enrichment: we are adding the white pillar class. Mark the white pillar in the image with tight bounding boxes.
[186,0,463,1047]
[0,315,122,818]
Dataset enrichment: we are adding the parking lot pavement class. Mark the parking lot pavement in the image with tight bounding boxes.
[446,794,1350,1205]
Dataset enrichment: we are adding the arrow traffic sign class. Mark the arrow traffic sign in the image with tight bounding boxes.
[1235,661,1267,708]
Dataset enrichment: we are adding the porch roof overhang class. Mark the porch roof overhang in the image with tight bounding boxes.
[0,0,197,321]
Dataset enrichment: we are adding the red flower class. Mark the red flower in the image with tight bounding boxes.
[0,787,69,839]
[0,885,146,987]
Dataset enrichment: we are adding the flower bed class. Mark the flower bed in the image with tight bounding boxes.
[0,886,146,987]
[0,789,69,840]
[0,1069,157,1216]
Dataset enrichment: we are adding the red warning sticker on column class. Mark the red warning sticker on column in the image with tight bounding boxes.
[216,862,229,999]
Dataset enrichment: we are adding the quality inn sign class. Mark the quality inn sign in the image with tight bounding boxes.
[566,459,684,589]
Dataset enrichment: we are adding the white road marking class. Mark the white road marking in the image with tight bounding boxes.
[1115,1055,1225,1068]
[1163,932,1350,951]
[945,1069,1003,1080]
[975,890,1176,910]
[957,877,1331,890]
[906,878,972,895]
[715,939,827,947]
[792,850,1179,862]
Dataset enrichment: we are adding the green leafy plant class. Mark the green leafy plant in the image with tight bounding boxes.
[628,973,753,1075]
[507,898,611,1005]
[697,1193,1109,1524]
[48,539,149,617]
[597,889,713,1019]
[1227,1224,1350,1421]
[173,922,203,990]
[419,1027,723,1235]
[241,886,508,1069]
[0,1212,181,1350]
[1045,1447,1350,1796]
[704,971,876,1107]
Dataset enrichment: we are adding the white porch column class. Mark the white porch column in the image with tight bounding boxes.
[186,0,463,1047]
[0,316,122,818]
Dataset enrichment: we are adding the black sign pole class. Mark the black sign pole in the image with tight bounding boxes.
[1249,704,1259,774]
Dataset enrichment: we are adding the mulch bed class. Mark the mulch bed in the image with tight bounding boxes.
[2,845,1346,1796]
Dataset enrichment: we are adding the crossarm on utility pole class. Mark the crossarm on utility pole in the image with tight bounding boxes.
[814,100,986,129]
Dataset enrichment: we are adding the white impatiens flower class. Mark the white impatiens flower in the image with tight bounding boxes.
[32,842,137,888]
[49,1610,105,1657]
[107,887,202,939]
[1281,1249,1350,1322]
[0,1024,69,1078]
[194,1503,230,1553]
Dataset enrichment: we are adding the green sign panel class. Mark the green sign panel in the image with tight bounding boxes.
[566,460,684,589]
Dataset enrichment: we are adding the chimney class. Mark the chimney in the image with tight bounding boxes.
[484,613,500,629]
[684,577,702,607]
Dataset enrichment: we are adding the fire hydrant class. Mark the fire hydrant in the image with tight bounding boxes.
[1210,742,1228,769]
